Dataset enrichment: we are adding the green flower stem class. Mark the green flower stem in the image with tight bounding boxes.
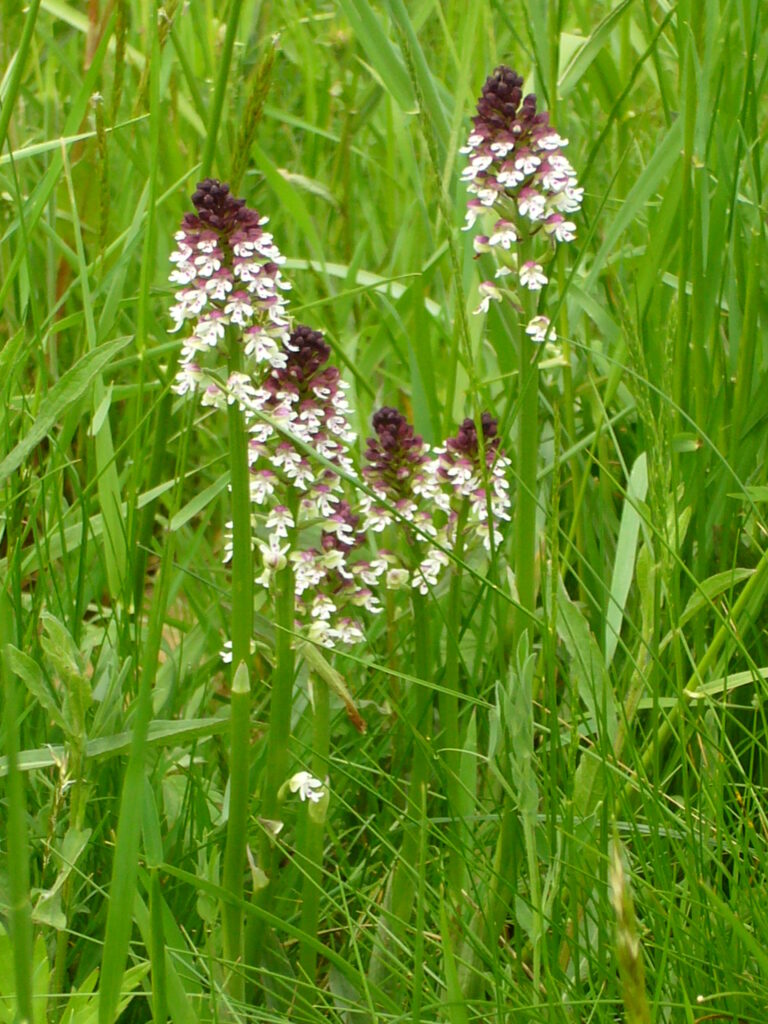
[514,294,540,646]
[554,245,586,603]
[390,593,432,931]
[221,335,254,996]
[246,554,296,973]
[440,504,468,898]
[298,674,330,981]
[99,538,174,1024]
[260,557,297,839]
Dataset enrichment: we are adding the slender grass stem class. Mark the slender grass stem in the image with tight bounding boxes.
[514,326,539,645]
[150,869,168,1024]
[200,0,244,178]
[1,591,34,1024]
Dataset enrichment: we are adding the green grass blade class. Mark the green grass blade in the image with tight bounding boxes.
[337,0,416,112]
[0,0,42,154]
[0,336,131,482]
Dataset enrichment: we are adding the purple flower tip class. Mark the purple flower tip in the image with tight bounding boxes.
[474,66,543,136]
[364,407,428,496]
[184,178,262,237]
[446,413,499,459]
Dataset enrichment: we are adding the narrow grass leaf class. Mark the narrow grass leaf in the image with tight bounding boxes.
[605,452,648,666]
[439,899,469,1024]
[559,0,637,95]
[0,0,42,153]
[1,597,34,1024]
[169,473,230,532]
[337,0,416,113]
[586,117,683,290]
[385,0,449,153]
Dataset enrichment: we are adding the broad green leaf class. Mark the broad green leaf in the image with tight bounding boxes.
[572,750,605,818]
[731,485,768,503]
[605,452,648,666]
[0,336,131,482]
[4,646,66,731]
[0,716,231,777]
[557,577,618,744]
[33,827,92,929]
[0,931,49,1024]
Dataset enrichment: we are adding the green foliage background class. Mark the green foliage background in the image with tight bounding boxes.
[1,1,767,1021]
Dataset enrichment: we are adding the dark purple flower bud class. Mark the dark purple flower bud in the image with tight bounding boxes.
[363,407,428,497]
[286,324,332,375]
[461,66,583,314]
[264,324,345,415]
[184,178,262,238]
[445,413,500,462]
[470,67,547,145]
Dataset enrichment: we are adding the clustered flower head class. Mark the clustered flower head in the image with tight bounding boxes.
[461,66,583,342]
[169,178,291,401]
[169,182,512,653]
[361,408,511,595]
[169,181,387,652]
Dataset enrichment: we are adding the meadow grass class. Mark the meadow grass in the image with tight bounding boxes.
[1,1,767,1022]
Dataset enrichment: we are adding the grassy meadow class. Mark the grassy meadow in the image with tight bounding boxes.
[2,1,768,1021]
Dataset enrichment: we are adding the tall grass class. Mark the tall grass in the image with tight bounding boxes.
[1,1,767,1022]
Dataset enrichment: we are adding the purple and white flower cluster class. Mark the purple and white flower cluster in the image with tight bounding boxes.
[169,178,292,403]
[169,182,385,650]
[461,66,583,343]
[361,408,510,595]
[169,180,511,653]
